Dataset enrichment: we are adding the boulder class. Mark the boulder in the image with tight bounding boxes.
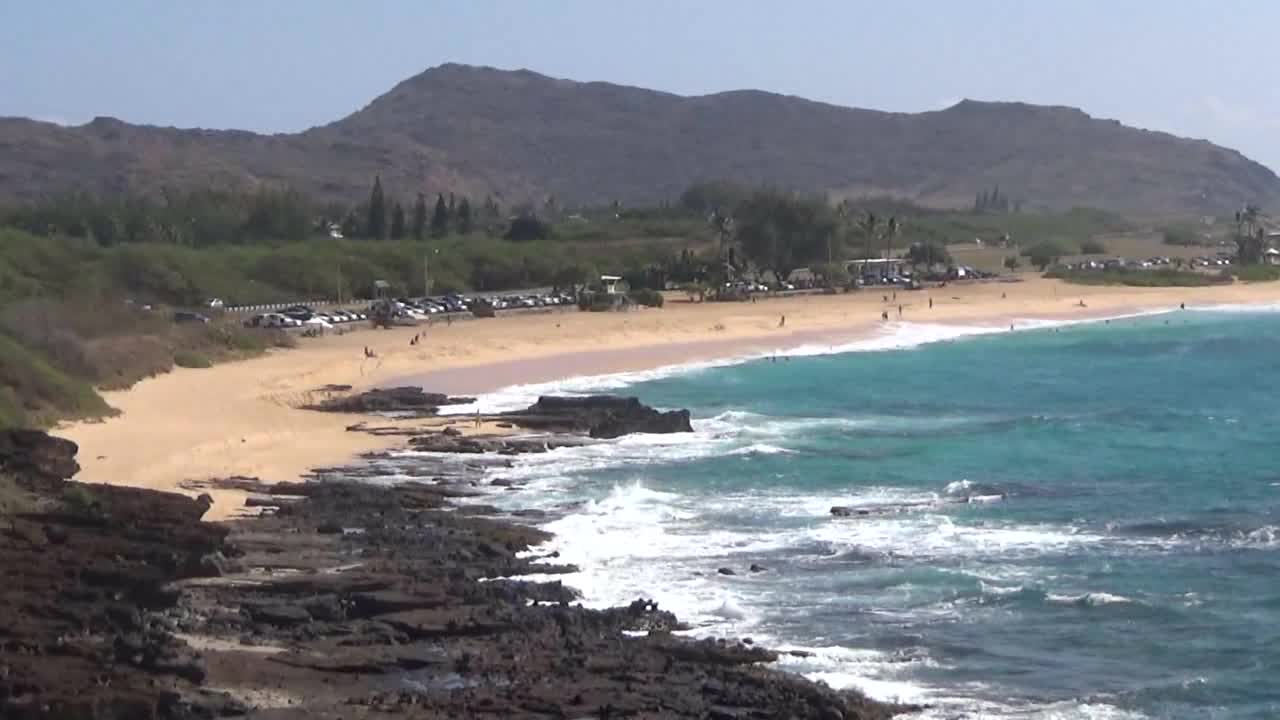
[717,567,736,576]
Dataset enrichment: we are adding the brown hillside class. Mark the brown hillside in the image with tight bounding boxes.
[1,63,1277,213]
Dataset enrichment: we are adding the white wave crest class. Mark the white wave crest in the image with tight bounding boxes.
[1046,591,1136,607]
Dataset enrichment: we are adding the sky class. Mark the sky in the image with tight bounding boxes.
[2,0,1278,171]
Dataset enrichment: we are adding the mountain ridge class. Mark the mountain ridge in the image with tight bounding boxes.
[1,63,1277,214]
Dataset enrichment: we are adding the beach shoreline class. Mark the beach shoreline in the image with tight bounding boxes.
[57,275,1280,518]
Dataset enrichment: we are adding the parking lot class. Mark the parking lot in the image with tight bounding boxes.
[237,291,576,331]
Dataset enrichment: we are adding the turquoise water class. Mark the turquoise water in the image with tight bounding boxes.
[464,310,1280,718]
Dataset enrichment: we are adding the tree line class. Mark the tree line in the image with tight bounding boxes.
[0,179,512,247]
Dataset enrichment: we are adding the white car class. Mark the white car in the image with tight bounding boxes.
[255,312,300,328]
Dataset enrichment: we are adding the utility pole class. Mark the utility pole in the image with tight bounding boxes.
[423,254,431,297]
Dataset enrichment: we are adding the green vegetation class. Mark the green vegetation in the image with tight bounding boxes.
[1161,224,1202,246]
[1079,238,1108,255]
[0,288,294,428]
[734,191,837,285]
[0,177,1147,429]
[0,332,113,428]
[906,240,953,268]
[1023,240,1071,271]
[972,186,1018,213]
[1045,267,1229,287]
[1229,264,1280,282]
[628,288,665,308]
[173,350,213,368]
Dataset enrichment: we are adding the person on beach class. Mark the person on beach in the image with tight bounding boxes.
[779,315,786,328]
[1181,302,1186,310]
[1077,299,1088,308]
[898,304,903,318]
[881,310,889,321]
[929,298,934,309]
[474,410,482,428]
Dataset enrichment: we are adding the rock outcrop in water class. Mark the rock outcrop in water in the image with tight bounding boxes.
[504,395,694,438]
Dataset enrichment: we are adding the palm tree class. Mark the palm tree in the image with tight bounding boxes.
[857,211,879,274]
[1235,204,1267,264]
[883,217,900,278]
[833,199,851,265]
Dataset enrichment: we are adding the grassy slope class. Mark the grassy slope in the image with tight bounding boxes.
[0,332,113,428]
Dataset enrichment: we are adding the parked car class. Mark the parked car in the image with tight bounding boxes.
[245,312,300,329]
[173,311,210,324]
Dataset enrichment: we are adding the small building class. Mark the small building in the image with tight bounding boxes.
[600,275,626,295]
[844,258,910,278]
[1264,248,1280,266]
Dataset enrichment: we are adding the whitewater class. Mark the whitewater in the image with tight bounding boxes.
[414,307,1280,718]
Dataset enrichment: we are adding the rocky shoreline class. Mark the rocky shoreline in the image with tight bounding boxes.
[1,396,911,719]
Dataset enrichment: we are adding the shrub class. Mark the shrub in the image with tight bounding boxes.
[173,350,213,368]
[628,288,665,307]
[1079,238,1108,255]
[1023,240,1070,271]
[1161,226,1199,246]
[0,332,113,428]
[1046,268,1228,287]
[1228,265,1280,282]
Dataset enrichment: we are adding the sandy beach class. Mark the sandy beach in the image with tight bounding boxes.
[58,275,1280,519]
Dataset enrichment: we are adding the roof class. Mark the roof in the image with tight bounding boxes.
[600,275,623,281]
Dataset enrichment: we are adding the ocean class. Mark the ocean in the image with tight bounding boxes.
[428,308,1280,718]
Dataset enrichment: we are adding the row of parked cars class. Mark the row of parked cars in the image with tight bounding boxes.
[384,292,576,320]
[1061,256,1229,272]
[243,305,369,329]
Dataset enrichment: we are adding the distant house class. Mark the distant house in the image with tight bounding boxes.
[1264,248,1280,266]
[600,275,626,295]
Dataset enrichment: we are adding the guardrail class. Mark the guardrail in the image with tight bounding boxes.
[224,299,371,314]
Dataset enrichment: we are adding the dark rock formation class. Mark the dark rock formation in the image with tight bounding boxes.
[1,427,907,720]
[0,431,235,719]
[178,475,908,720]
[0,429,80,482]
[408,433,584,455]
[505,395,693,439]
[305,386,475,415]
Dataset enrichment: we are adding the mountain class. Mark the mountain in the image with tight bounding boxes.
[2,63,1278,214]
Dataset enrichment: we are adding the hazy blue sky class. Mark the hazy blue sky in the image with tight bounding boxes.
[3,1,1277,170]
